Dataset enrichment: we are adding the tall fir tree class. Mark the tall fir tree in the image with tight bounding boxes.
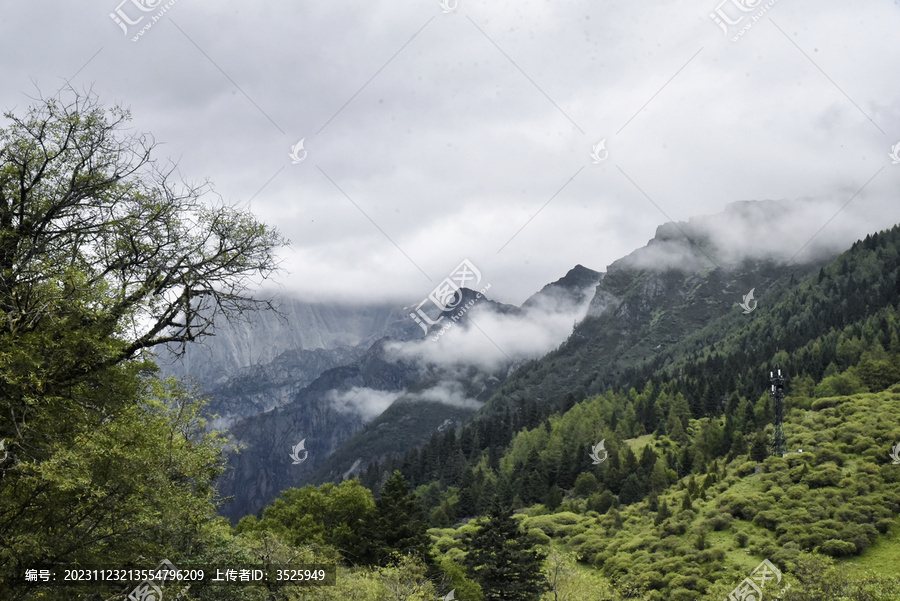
[463,502,547,601]
[360,471,431,566]
[750,433,769,462]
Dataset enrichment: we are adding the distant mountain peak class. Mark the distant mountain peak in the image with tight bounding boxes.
[557,264,602,288]
[522,264,602,310]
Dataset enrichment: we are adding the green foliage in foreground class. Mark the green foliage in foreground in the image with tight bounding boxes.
[0,88,287,600]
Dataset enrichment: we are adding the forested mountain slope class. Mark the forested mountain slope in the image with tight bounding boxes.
[365,223,900,499]
[233,221,900,600]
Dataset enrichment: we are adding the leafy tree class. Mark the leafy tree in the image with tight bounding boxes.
[253,479,374,559]
[463,502,547,601]
[0,89,285,439]
[815,371,866,397]
[587,490,616,514]
[0,88,285,599]
[377,554,437,601]
[573,472,600,497]
[1,379,236,598]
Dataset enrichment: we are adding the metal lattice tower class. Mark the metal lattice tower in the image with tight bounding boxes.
[769,364,786,457]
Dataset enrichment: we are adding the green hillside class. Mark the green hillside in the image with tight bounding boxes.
[234,358,900,599]
[422,384,900,599]
[228,224,900,599]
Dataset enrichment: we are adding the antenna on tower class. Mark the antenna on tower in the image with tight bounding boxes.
[769,363,786,457]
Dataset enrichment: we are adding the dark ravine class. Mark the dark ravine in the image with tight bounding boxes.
[217,338,424,521]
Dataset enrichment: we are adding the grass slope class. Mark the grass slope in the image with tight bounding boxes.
[430,386,900,600]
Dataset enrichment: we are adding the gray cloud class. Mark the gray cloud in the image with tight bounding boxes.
[1,1,898,305]
[612,197,883,272]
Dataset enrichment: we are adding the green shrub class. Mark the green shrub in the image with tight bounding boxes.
[818,538,857,557]
[522,512,585,537]
[804,464,843,488]
[526,527,550,545]
[736,461,758,476]
[753,509,783,530]
[572,533,608,559]
[706,512,733,531]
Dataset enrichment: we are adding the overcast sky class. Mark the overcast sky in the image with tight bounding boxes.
[2,1,899,306]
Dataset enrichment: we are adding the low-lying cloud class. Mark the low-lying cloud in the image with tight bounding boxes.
[327,387,400,420]
[415,380,484,410]
[387,282,596,371]
[612,198,880,272]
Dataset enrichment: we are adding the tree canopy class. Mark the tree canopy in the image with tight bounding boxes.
[0,88,287,599]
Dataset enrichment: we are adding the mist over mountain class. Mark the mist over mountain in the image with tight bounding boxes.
[193,199,879,526]
[390,265,602,372]
[213,265,601,519]
[609,199,866,274]
[216,337,424,520]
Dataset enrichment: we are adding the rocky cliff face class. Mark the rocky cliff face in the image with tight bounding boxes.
[158,298,421,387]
[201,346,368,431]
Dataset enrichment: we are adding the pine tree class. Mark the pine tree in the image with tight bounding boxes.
[463,502,548,601]
[667,413,689,444]
[750,433,768,462]
[618,473,644,505]
[654,499,671,525]
[360,471,431,566]
[727,432,747,461]
[456,467,478,518]
[545,484,563,510]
